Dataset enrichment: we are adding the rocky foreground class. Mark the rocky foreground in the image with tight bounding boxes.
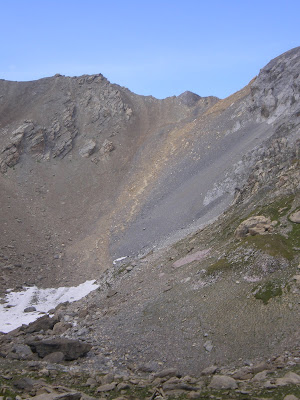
[0,345,299,399]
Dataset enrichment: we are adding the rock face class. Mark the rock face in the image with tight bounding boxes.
[27,339,91,360]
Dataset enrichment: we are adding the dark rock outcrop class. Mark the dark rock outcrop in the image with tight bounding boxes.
[27,338,92,360]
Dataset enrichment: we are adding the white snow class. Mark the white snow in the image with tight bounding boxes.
[112,256,127,265]
[0,280,99,333]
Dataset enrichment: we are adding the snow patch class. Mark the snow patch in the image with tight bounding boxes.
[113,256,127,265]
[0,280,99,333]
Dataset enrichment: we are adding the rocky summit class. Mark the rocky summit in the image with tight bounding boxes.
[0,47,299,399]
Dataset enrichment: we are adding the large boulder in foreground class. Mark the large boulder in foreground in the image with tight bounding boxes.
[234,216,275,239]
[27,338,91,361]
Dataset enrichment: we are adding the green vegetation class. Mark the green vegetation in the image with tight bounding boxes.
[252,280,284,304]
[246,194,295,220]
[205,258,231,275]
[243,233,295,260]
[289,217,300,246]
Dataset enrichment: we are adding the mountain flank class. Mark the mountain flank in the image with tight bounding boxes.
[0,47,299,399]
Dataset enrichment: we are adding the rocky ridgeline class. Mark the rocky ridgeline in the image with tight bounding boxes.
[250,46,300,123]
[0,74,132,173]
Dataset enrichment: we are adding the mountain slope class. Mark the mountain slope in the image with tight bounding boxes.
[1,47,298,292]
[0,47,299,384]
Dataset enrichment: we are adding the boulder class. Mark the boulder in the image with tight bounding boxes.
[252,370,268,382]
[154,368,181,378]
[24,306,37,312]
[235,216,274,239]
[11,344,34,360]
[43,351,65,363]
[163,380,198,391]
[24,315,58,333]
[96,382,117,392]
[201,365,218,375]
[79,140,96,157]
[232,366,253,380]
[289,210,300,223]
[252,361,270,374]
[275,372,300,386]
[99,373,114,385]
[27,338,91,360]
[203,340,213,352]
[13,377,35,391]
[208,375,238,390]
[52,321,72,334]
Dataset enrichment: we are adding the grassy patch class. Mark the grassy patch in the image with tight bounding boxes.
[252,280,284,304]
[289,221,300,248]
[106,386,152,400]
[246,194,295,220]
[243,233,295,260]
[205,258,231,276]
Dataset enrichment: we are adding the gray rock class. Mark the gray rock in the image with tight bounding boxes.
[12,344,34,360]
[85,377,97,387]
[252,361,270,374]
[201,365,218,375]
[154,368,181,378]
[276,372,300,386]
[208,375,238,390]
[232,366,253,380]
[27,338,91,360]
[52,321,72,334]
[79,140,96,157]
[96,382,117,392]
[252,370,268,382]
[24,306,37,312]
[203,340,213,352]
[100,373,114,385]
[13,377,35,391]
[24,315,58,333]
[117,382,130,390]
[283,395,299,400]
[43,351,65,363]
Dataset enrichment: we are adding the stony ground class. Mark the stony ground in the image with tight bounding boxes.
[0,349,300,399]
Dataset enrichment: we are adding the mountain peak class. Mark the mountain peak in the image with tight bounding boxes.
[178,90,202,106]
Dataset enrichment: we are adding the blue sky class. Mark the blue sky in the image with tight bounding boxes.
[1,0,299,99]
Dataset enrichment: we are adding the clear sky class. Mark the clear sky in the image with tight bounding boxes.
[1,0,299,99]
